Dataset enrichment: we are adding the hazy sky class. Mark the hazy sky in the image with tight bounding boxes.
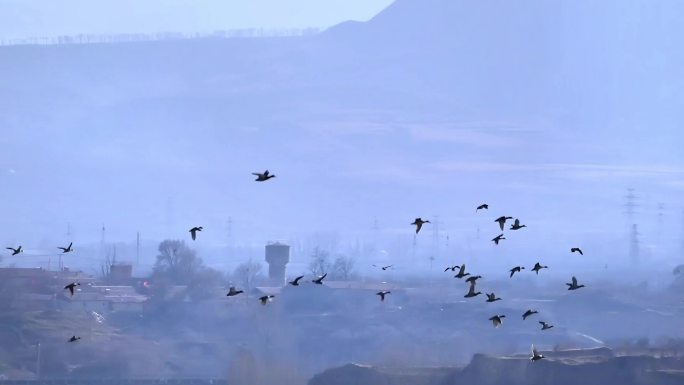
[0,0,394,40]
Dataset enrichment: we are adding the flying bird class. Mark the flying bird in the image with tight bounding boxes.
[476,204,489,212]
[312,273,327,285]
[486,293,501,303]
[64,282,80,296]
[522,309,539,320]
[58,242,73,253]
[539,321,554,330]
[566,276,585,290]
[252,170,276,182]
[465,275,482,284]
[259,295,275,305]
[531,262,548,275]
[226,287,244,297]
[495,216,513,231]
[444,265,459,272]
[6,246,22,255]
[189,226,203,241]
[492,234,505,245]
[571,247,584,255]
[68,336,81,343]
[509,219,526,230]
[530,345,544,361]
[454,265,470,279]
[376,291,391,301]
[411,218,430,234]
[489,315,506,328]
[509,266,525,278]
[464,281,482,298]
[288,275,304,286]
[373,264,393,271]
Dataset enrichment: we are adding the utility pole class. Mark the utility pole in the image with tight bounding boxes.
[36,342,41,378]
[432,215,441,264]
[100,224,106,260]
[227,216,233,258]
[136,231,140,266]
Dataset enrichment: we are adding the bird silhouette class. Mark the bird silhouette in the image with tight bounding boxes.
[492,234,505,245]
[571,247,584,255]
[289,275,304,286]
[509,266,525,278]
[376,291,391,301]
[464,281,482,298]
[64,282,80,296]
[476,204,489,212]
[226,287,244,297]
[465,275,482,284]
[531,262,548,275]
[522,309,539,320]
[68,336,81,343]
[530,345,544,361]
[312,273,327,285]
[495,216,513,231]
[373,264,393,271]
[259,295,275,305]
[566,276,585,290]
[6,246,22,255]
[539,321,554,330]
[189,226,203,241]
[444,265,459,272]
[454,265,470,279]
[252,170,276,182]
[58,242,73,253]
[509,219,526,230]
[489,315,506,328]
[411,218,430,234]
[486,293,501,303]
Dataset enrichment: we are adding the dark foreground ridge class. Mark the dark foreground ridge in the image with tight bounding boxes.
[309,350,684,385]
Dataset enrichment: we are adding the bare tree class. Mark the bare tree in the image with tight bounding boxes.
[309,247,330,277]
[331,255,356,281]
[233,260,263,294]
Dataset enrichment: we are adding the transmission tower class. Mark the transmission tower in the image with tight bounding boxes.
[623,188,640,222]
[623,188,640,263]
[629,224,640,264]
[372,216,379,246]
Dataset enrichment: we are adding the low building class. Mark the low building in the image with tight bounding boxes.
[57,285,148,314]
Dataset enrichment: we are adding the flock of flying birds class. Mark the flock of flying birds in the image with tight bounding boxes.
[436,204,585,361]
[5,169,583,360]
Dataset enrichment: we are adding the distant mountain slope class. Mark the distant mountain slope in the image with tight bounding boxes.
[0,0,682,247]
